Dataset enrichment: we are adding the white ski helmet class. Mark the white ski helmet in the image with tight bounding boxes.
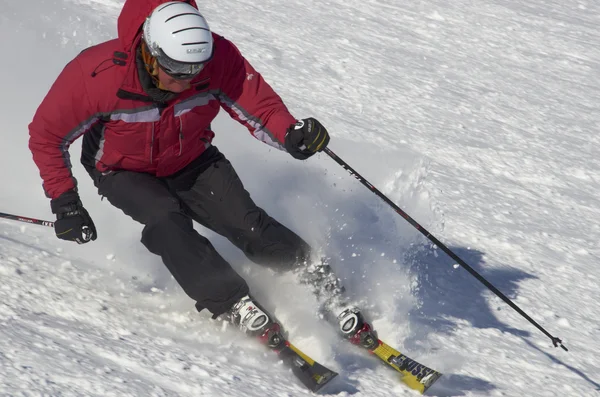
[142,1,214,77]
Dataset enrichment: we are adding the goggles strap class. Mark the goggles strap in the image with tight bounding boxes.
[141,42,171,90]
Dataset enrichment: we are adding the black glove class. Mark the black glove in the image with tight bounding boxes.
[284,117,330,160]
[50,190,97,244]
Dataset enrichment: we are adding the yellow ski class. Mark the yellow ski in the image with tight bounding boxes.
[273,340,338,392]
[370,340,442,394]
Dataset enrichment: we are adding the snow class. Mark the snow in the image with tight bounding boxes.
[2,0,600,396]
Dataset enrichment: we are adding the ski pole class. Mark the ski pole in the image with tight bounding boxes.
[0,212,54,228]
[323,147,568,352]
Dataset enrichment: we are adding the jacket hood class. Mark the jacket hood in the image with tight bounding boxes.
[117,0,200,51]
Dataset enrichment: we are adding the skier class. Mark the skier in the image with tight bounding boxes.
[29,0,373,346]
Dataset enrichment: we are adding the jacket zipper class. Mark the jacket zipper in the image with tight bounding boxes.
[150,122,155,163]
[178,117,184,156]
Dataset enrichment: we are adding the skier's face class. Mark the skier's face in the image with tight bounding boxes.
[156,67,192,93]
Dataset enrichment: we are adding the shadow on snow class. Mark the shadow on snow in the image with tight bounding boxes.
[404,244,534,347]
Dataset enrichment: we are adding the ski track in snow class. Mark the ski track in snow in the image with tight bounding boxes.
[2,0,600,396]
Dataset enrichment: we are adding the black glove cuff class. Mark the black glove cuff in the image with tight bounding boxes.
[51,190,81,214]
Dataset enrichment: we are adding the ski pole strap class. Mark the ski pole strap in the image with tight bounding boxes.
[0,212,54,228]
[324,147,568,352]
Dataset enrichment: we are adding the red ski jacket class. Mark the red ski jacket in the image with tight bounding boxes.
[29,0,296,199]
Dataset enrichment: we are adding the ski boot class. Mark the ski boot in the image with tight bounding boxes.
[223,295,339,392]
[336,306,378,350]
[296,258,378,349]
[226,295,286,349]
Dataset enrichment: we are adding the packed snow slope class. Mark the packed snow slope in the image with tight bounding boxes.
[2,0,600,396]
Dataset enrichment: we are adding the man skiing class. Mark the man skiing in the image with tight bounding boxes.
[29,0,371,345]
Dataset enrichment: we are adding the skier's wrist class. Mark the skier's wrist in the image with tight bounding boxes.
[50,189,82,214]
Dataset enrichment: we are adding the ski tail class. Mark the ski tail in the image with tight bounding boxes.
[371,340,442,394]
[275,341,338,392]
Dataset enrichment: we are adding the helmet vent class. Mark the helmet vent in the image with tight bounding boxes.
[157,2,180,12]
[166,13,200,22]
[173,27,210,34]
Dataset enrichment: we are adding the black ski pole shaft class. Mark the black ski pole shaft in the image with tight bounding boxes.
[0,212,54,228]
[323,147,568,352]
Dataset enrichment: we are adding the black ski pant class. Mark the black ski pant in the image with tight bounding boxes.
[90,146,310,317]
